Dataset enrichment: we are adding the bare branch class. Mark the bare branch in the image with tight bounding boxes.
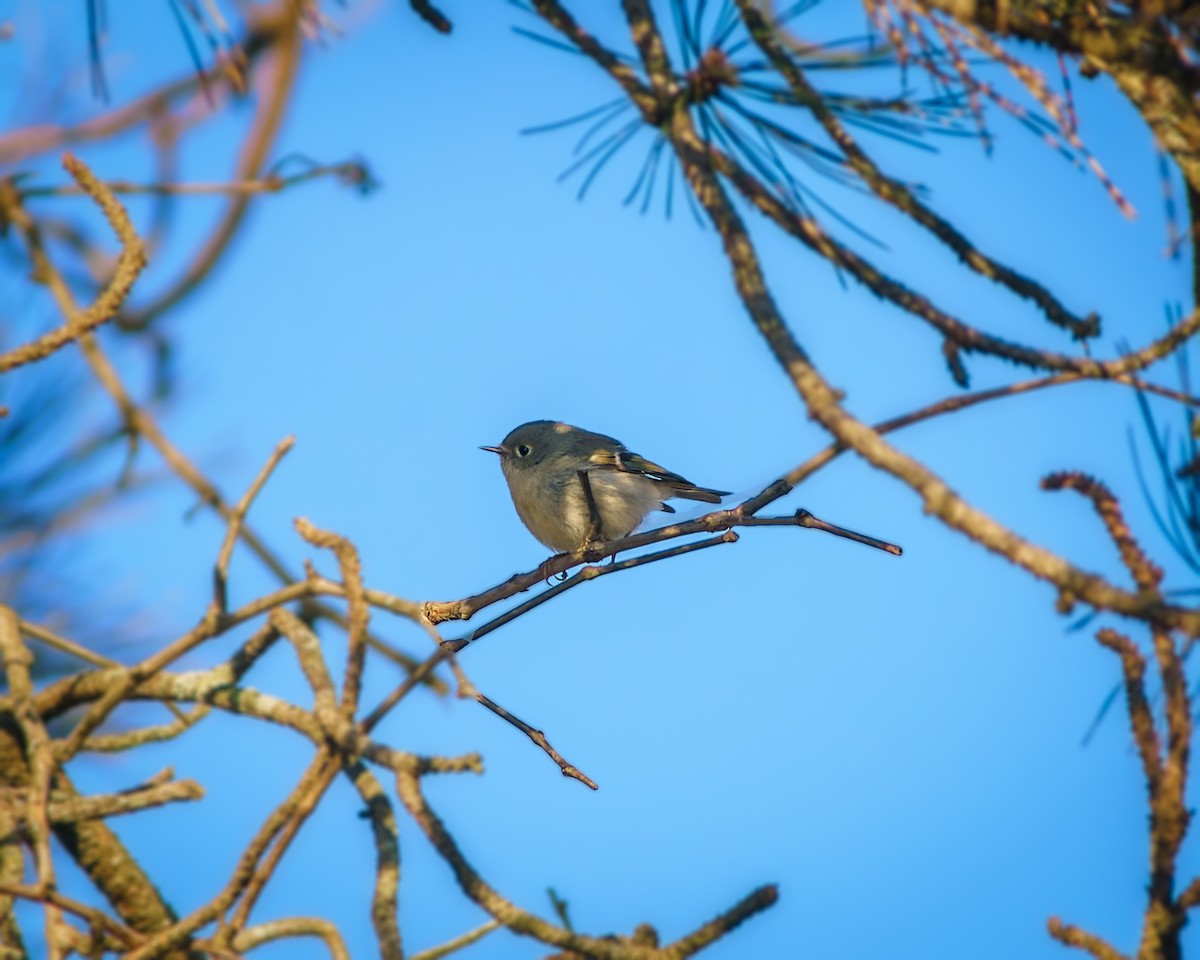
[1047,916,1127,960]
[409,920,502,960]
[213,435,296,613]
[0,154,147,373]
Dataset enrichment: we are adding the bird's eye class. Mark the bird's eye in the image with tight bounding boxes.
[516,444,532,458]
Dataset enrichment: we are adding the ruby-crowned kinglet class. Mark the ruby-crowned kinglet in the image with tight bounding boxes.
[482,420,730,552]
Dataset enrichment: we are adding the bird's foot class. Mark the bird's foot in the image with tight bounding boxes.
[538,554,569,585]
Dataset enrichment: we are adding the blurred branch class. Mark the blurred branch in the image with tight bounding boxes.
[1040,474,1189,957]
[0,882,139,953]
[227,917,349,960]
[0,154,146,373]
[663,884,779,956]
[410,0,453,34]
[2,776,203,824]
[344,760,402,960]
[409,920,502,960]
[0,605,65,958]
[0,3,297,165]
[294,518,370,715]
[213,435,296,614]
[5,171,440,689]
[117,3,304,331]
[19,158,378,198]
[1041,472,1164,594]
[1047,917,1126,960]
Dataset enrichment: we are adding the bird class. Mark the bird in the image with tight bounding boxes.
[482,420,730,553]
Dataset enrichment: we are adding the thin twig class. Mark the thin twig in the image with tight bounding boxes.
[443,532,739,655]
[20,162,373,198]
[409,920,502,960]
[213,435,295,613]
[0,153,147,373]
[1046,917,1126,960]
[228,917,349,960]
[450,660,598,790]
[294,518,370,715]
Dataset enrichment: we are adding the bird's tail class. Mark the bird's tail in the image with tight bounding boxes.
[672,484,730,504]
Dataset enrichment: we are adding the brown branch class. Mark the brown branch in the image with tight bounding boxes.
[0,606,65,958]
[394,766,653,959]
[662,884,779,957]
[126,750,338,960]
[0,808,25,956]
[294,518,370,715]
[425,368,1200,650]
[18,618,130,670]
[0,883,140,952]
[708,140,1200,380]
[81,331,430,685]
[370,532,740,732]
[20,161,374,199]
[428,500,904,628]
[409,921,502,960]
[116,4,303,331]
[0,154,147,373]
[671,38,1200,636]
[528,0,658,116]
[1143,627,1191,957]
[740,509,902,554]
[475,691,597,789]
[539,0,1198,623]
[1095,629,1162,794]
[910,1,1200,193]
[81,700,211,753]
[1047,917,1128,960]
[442,532,737,654]
[227,917,349,960]
[450,659,598,790]
[269,609,339,721]
[222,760,337,941]
[397,757,775,957]
[1178,876,1200,910]
[344,760,402,960]
[23,579,427,745]
[1040,473,1164,593]
[5,184,437,688]
[0,4,297,165]
[33,775,184,948]
[737,0,1098,340]
[753,372,1200,558]
[24,655,482,792]
[1043,472,1190,955]
[0,778,205,825]
[213,435,295,613]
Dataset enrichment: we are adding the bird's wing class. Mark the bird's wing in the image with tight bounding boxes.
[586,444,728,502]
[573,430,693,485]
[616,449,693,486]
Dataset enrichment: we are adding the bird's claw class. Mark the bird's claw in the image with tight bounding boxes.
[538,554,567,585]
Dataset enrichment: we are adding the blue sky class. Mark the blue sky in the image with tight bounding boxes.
[4,1,1198,957]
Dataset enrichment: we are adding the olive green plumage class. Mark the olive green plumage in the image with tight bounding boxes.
[482,420,729,552]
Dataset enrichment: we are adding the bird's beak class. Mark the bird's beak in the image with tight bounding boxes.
[480,445,505,455]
